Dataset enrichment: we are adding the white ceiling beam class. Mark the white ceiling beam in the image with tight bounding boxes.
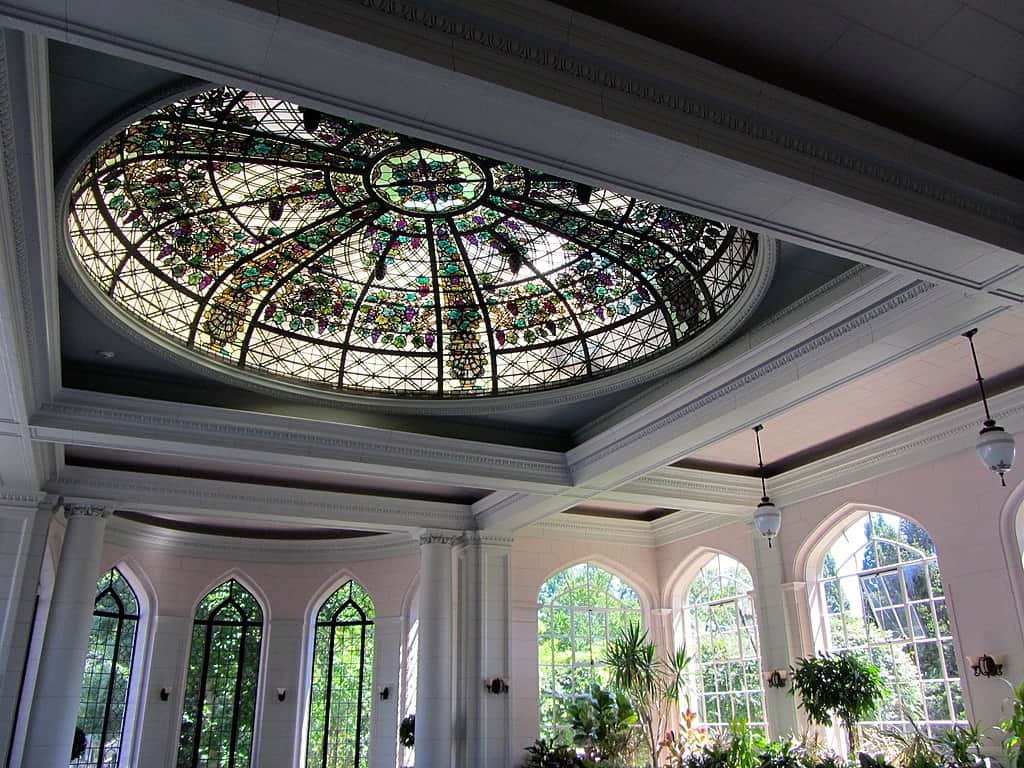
[29,389,571,493]
[47,465,473,532]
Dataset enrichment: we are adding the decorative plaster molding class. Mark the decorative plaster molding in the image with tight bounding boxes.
[418,531,463,546]
[104,515,418,562]
[32,390,571,491]
[47,466,473,531]
[350,0,1022,232]
[524,514,655,546]
[63,503,113,519]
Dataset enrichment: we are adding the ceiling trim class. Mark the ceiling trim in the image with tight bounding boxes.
[103,514,418,563]
[45,465,473,532]
[30,389,571,492]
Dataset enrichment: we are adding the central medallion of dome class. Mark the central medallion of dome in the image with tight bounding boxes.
[62,87,771,405]
[368,148,487,214]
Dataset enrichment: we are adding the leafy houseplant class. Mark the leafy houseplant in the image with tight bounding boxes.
[604,620,689,768]
[1002,679,1024,768]
[561,682,637,763]
[522,737,585,768]
[789,651,885,754]
[71,726,87,762]
[399,713,415,748]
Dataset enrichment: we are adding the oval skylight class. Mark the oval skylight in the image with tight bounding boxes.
[65,87,765,400]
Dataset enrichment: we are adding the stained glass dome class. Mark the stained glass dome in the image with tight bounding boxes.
[64,87,767,401]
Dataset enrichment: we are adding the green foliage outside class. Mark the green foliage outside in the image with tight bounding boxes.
[177,580,263,768]
[74,568,139,768]
[306,581,375,768]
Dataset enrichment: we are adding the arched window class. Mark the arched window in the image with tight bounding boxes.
[74,567,140,768]
[684,554,765,729]
[537,563,641,739]
[817,511,964,737]
[305,580,375,768]
[178,579,264,768]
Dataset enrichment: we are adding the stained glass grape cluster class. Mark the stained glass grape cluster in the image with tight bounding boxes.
[66,87,758,398]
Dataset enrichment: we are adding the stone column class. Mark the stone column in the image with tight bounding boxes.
[457,533,513,768]
[649,607,681,734]
[415,530,459,768]
[22,501,112,768]
[0,494,53,765]
[751,528,800,738]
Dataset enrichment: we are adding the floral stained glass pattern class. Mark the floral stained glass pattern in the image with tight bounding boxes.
[66,88,759,398]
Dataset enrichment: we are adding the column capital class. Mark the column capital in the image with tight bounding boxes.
[416,528,462,546]
[61,499,115,520]
[781,581,807,594]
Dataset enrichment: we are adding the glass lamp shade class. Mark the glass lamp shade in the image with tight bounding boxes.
[977,422,1016,484]
[753,497,781,544]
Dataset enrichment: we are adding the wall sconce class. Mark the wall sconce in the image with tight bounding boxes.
[765,669,789,689]
[379,685,390,701]
[968,655,1004,677]
[276,687,287,702]
[484,677,509,694]
[160,687,172,701]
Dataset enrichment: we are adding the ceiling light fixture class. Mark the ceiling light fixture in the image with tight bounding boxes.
[300,107,322,133]
[752,424,780,547]
[963,328,1015,486]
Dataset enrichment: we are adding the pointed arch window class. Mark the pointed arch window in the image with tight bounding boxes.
[817,511,964,738]
[178,579,264,768]
[684,555,765,729]
[305,580,375,768]
[537,563,641,739]
[74,567,140,768]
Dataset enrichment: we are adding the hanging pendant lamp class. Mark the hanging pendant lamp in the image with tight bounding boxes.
[752,424,781,547]
[963,328,1016,486]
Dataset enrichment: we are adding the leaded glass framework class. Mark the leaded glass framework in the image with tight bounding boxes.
[684,555,765,730]
[537,563,642,740]
[178,579,263,768]
[74,567,140,768]
[305,580,375,768]
[816,511,965,740]
[65,87,762,399]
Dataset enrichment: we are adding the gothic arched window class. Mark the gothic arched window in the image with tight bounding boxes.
[178,579,264,768]
[684,554,765,729]
[537,563,641,739]
[817,511,964,738]
[74,567,140,767]
[305,580,375,768]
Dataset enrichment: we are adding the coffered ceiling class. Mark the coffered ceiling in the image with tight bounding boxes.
[0,0,1020,543]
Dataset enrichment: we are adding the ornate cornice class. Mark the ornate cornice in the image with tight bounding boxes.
[352,0,1022,231]
[418,530,463,546]
[63,503,113,519]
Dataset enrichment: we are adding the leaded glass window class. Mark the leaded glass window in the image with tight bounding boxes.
[74,567,140,768]
[178,579,263,768]
[65,87,764,400]
[537,563,641,739]
[684,555,765,729]
[817,511,964,741]
[305,580,375,768]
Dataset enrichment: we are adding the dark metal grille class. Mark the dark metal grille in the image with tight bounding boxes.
[305,581,375,768]
[66,87,761,399]
[74,567,140,768]
[177,580,263,768]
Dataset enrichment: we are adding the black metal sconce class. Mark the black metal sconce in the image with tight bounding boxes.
[160,687,172,701]
[970,654,1003,677]
[485,677,509,694]
[379,686,390,701]
[766,669,789,689]
[276,687,287,702]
